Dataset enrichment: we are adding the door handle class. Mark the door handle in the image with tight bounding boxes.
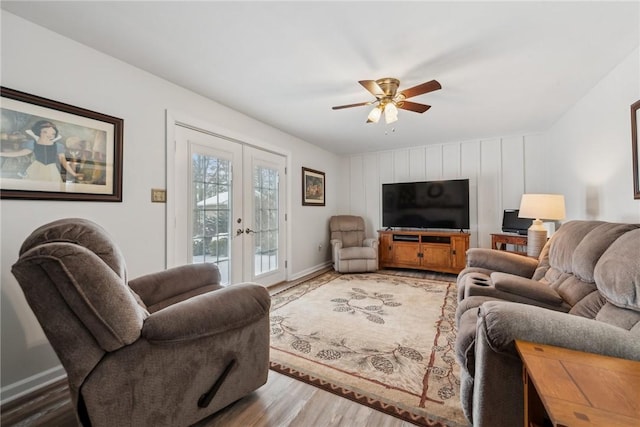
[245,228,256,234]
[236,228,244,236]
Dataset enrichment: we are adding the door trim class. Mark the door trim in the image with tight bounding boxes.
[165,109,292,283]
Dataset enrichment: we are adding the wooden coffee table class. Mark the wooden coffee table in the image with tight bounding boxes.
[515,340,640,427]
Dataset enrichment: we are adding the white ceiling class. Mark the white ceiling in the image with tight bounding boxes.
[2,1,639,154]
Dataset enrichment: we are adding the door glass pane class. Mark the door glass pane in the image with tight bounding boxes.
[192,153,231,284]
[254,165,279,275]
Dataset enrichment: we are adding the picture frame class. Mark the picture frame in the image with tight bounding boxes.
[302,167,325,206]
[632,99,640,200]
[1,87,123,201]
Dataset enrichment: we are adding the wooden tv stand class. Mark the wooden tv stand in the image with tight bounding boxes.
[378,230,470,274]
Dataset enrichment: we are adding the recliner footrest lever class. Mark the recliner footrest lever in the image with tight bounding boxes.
[197,358,237,408]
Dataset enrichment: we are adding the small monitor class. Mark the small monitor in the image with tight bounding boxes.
[502,209,531,235]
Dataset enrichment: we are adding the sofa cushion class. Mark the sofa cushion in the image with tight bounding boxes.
[531,241,552,281]
[329,215,366,248]
[540,221,625,309]
[594,228,640,311]
[552,275,597,307]
[547,221,604,276]
[595,302,640,330]
[339,246,377,260]
[568,291,606,318]
[572,222,639,283]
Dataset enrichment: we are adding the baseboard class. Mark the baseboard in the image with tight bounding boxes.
[288,261,332,281]
[0,365,66,406]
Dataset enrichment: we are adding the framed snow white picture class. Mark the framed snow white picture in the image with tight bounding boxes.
[0,87,123,201]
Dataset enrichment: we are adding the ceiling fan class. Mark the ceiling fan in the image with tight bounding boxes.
[332,77,441,124]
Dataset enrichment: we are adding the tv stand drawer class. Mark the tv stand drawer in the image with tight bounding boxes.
[421,235,451,244]
[393,234,420,242]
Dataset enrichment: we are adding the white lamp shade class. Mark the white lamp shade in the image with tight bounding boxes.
[384,102,398,124]
[367,106,382,123]
[518,194,566,220]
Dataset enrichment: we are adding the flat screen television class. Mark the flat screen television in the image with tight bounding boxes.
[501,209,531,235]
[382,179,470,230]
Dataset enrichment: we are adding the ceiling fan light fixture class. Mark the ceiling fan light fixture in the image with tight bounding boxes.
[332,77,441,124]
[367,105,382,123]
[384,102,398,124]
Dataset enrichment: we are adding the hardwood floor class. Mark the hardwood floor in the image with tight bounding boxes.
[0,380,76,427]
[1,370,416,427]
[196,371,416,427]
[1,268,453,427]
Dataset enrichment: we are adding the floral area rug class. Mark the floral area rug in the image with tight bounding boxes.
[269,271,469,427]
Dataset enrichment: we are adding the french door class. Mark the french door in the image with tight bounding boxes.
[172,125,287,286]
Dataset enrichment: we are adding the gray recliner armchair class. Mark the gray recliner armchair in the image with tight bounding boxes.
[11,218,271,427]
[329,215,378,273]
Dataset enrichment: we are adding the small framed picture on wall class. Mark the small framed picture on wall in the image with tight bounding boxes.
[302,167,325,206]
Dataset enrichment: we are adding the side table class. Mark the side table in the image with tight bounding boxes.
[491,233,528,256]
[516,340,640,427]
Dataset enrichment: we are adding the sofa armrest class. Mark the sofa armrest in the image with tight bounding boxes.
[467,301,640,427]
[466,248,538,277]
[142,283,270,342]
[330,239,342,248]
[363,238,378,249]
[128,263,222,307]
[464,283,570,312]
[478,301,640,360]
[491,272,563,305]
[455,295,497,326]
[330,239,342,262]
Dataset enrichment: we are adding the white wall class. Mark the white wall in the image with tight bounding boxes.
[546,47,640,222]
[339,134,548,249]
[0,13,339,401]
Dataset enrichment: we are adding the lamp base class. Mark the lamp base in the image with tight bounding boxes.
[527,219,547,258]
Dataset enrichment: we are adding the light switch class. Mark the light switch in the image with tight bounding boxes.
[151,189,166,203]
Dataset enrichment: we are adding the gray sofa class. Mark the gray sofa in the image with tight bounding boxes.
[454,220,640,427]
[12,218,271,427]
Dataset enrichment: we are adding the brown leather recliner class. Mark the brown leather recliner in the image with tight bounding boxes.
[329,215,378,273]
[11,218,271,427]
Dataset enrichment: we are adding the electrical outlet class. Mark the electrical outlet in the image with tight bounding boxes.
[151,189,166,203]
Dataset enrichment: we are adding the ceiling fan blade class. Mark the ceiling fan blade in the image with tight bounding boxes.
[397,101,431,113]
[332,101,374,110]
[359,80,385,98]
[399,80,441,99]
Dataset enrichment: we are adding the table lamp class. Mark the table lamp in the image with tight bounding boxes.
[518,194,566,257]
